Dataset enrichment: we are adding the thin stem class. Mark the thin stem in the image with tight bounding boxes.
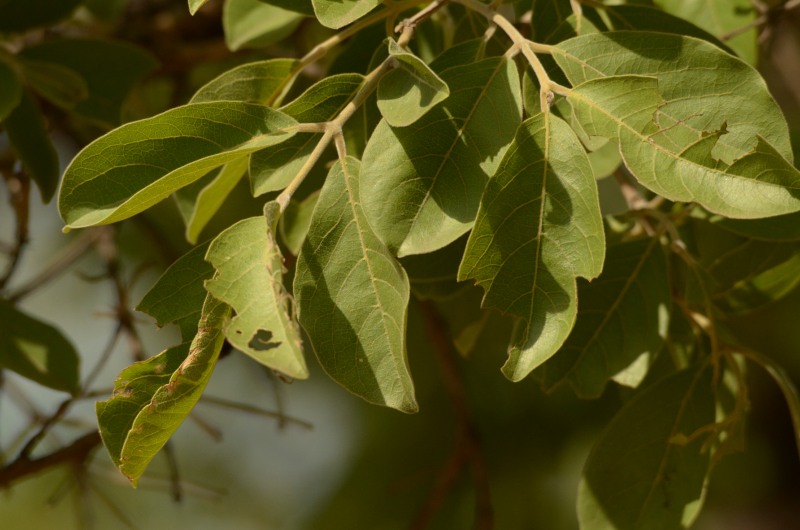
[451,0,562,110]
[0,170,31,291]
[271,0,429,107]
[276,56,396,212]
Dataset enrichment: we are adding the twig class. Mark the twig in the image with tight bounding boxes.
[416,300,493,530]
[0,170,31,291]
[0,431,101,489]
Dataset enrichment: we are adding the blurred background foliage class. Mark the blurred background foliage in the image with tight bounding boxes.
[1,0,800,528]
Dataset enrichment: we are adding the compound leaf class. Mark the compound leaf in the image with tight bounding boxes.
[205,205,308,379]
[59,102,297,229]
[459,112,605,381]
[294,157,417,412]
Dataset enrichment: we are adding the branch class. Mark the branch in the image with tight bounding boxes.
[0,431,101,490]
[415,300,493,530]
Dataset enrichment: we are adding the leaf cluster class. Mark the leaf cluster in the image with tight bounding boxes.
[3,0,800,528]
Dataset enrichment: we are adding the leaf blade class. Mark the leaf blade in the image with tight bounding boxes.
[295,157,417,412]
[361,56,522,256]
[205,206,308,379]
[459,112,605,381]
[58,101,297,229]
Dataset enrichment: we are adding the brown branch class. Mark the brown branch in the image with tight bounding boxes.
[0,431,101,490]
[415,300,493,530]
[0,170,31,291]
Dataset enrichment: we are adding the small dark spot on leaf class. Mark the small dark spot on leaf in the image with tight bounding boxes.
[249,329,282,351]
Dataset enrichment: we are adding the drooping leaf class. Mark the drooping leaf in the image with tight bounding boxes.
[97,294,230,485]
[361,56,522,257]
[137,242,214,341]
[718,249,800,314]
[59,102,297,229]
[174,157,248,244]
[20,39,158,126]
[190,58,299,105]
[250,73,364,195]
[541,238,670,398]
[4,90,59,202]
[17,58,88,110]
[205,205,308,379]
[0,0,81,31]
[0,299,80,395]
[311,0,382,29]
[458,112,605,382]
[279,190,319,256]
[556,33,800,219]
[96,342,190,469]
[294,157,417,412]
[223,0,304,51]
[376,38,450,127]
[0,57,23,121]
[655,0,757,63]
[578,365,716,530]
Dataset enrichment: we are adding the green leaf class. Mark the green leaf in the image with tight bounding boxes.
[17,58,88,110]
[556,32,800,219]
[578,365,715,530]
[744,349,800,464]
[541,238,670,398]
[59,102,298,229]
[696,210,800,242]
[97,294,230,485]
[20,39,158,126]
[361,56,522,257]
[0,57,22,121]
[137,242,214,341]
[250,73,363,195]
[188,0,212,15]
[190,58,299,105]
[223,0,304,51]
[0,0,81,32]
[254,0,314,16]
[4,90,59,202]
[458,112,605,382]
[175,157,248,244]
[294,157,417,412]
[0,299,80,395]
[205,206,308,379]
[377,38,450,127]
[655,0,757,63]
[400,235,469,301]
[311,0,382,29]
[601,5,733,54]
[719,249,800,314]
[279,191,319,256]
